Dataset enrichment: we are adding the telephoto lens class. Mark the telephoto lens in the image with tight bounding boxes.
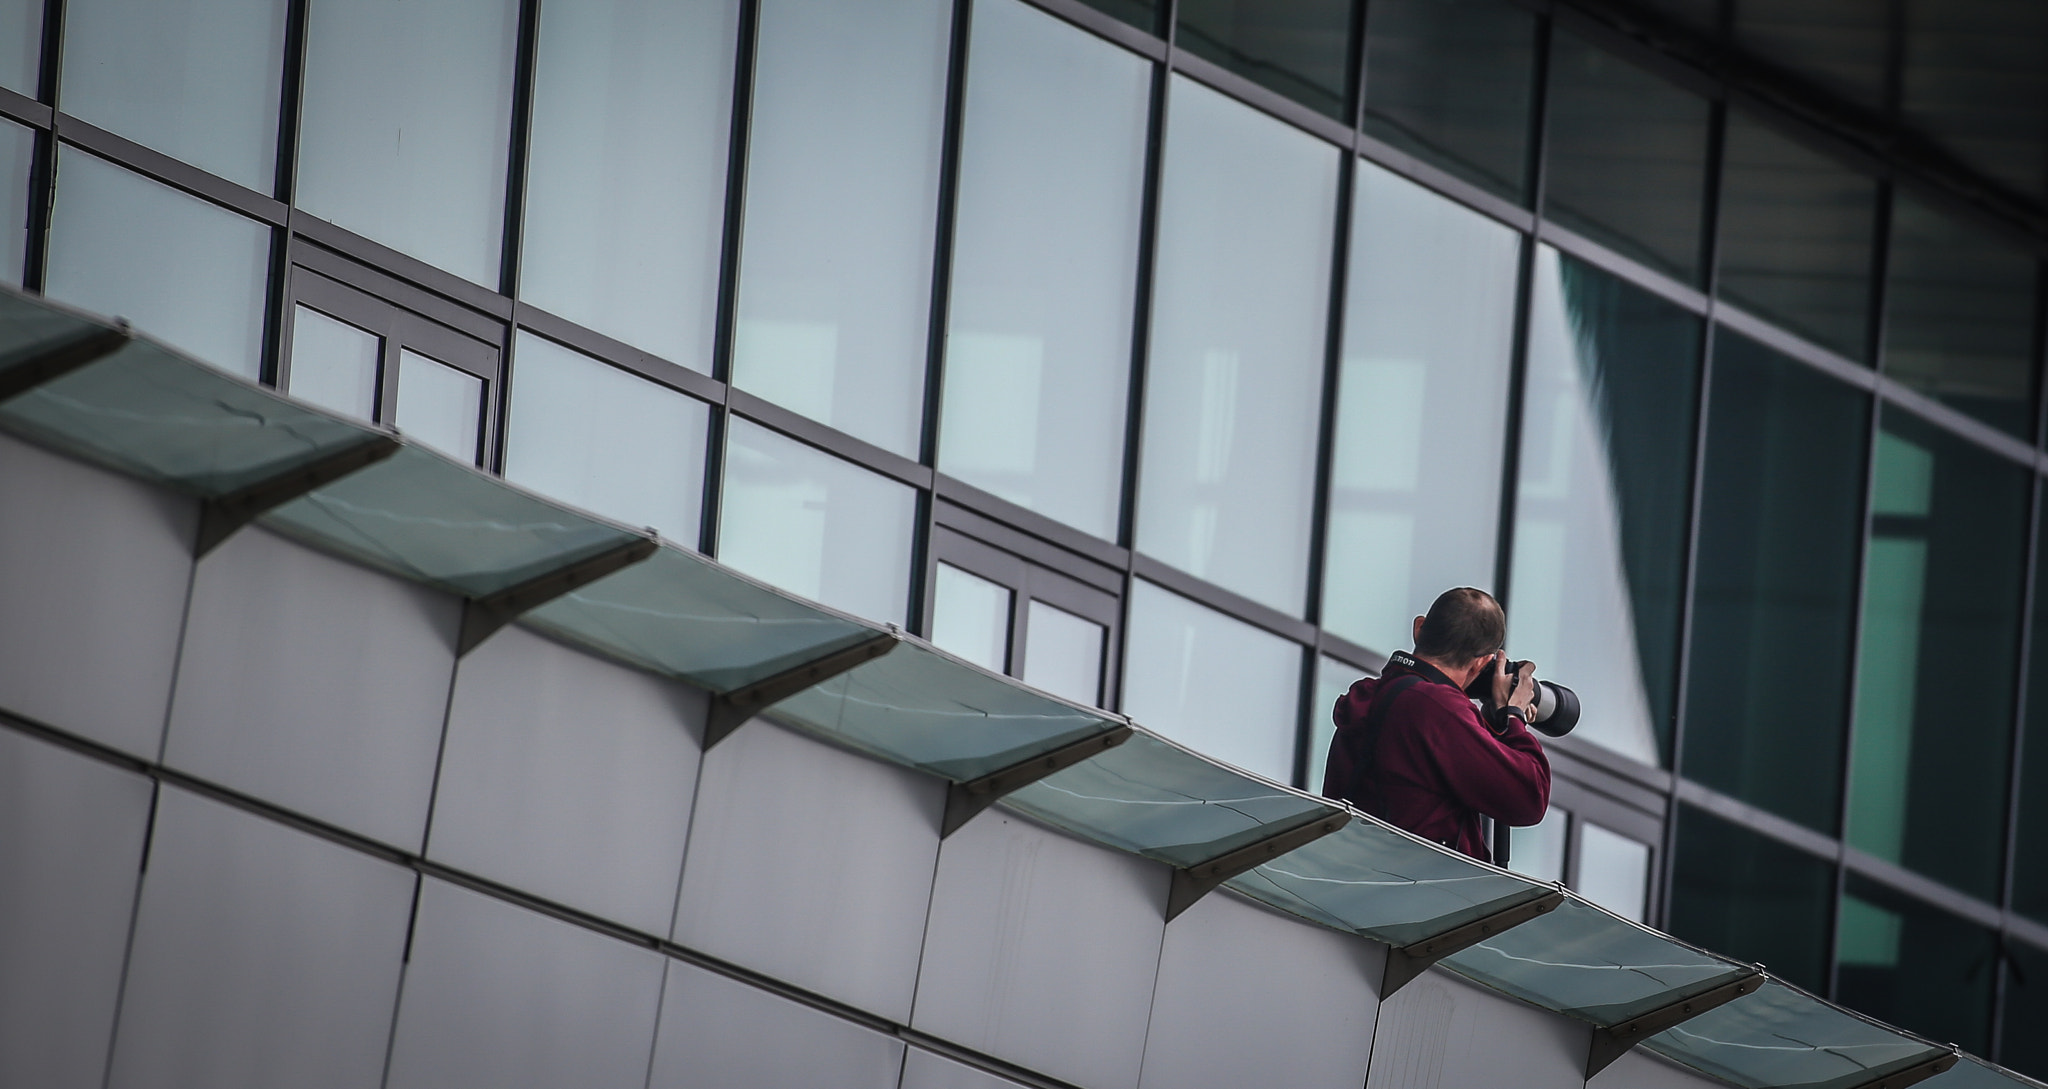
[1466,659,1580,737]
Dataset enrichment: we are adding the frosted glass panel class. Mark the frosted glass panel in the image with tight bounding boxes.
[0,120,33,286]
[1022,600,1105,707]
[0,0,36,94]
[1576,822,1650,922]
[287,307,380,422]
[930,563,1010,673]
[1122,579,1301,782]
[394,351,483,465]
[1510,806,1566,884]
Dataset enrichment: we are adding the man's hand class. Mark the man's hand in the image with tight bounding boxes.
[1490,654,1538,720]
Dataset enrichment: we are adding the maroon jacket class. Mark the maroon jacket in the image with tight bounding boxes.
[1320,651,1551,863]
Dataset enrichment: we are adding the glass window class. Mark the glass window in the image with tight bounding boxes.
[2005,941,2048,1079]
[287,306,381,421]
[1122,580,1302,783]
[931,563,1011,673]
[1848,408,2029,900]
[394,350,484,465]
[1543,32,1711,284]
[1683,332,1868,833]
[1882,194,2040,440]
[1507,806,1566,884]
[1716,112,1878,362]
[939,0,1149,541]
[519,0,739,370]
[1574,822,1650,922]
[1074,0,1154,32]
[1835,877,1996,1055]
[1308,654,1358,790]
[45,149,271,380]
[731,0,950,458]
[1321,162,1521,654]
[1669,805,1834,994]
[298,0,520,287]
[1022,601,1105,709]
[0,0,38,95]
[1733,0,1887,116]
[1137,76,1339,616]
[718,418,918,625]
[59,0,288,191]
[503,332,710,543]
[1360,0,1538,204]
[2017,497,2048,927]
[1508,248,1702,767]
[1175,0,1355,121]
[0,119,31,286]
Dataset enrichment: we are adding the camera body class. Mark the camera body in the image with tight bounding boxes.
[1465,658,1581,738]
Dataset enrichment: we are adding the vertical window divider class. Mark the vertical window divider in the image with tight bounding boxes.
[1993,469,2042,1062]
[1297,146,1354,789]
[484,0,545,475]
[22,0,66,292]
[701,0,763,558]
[1488,12,1550,609]
[265,0,312,389]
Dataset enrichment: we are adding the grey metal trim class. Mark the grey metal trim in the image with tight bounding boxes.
[1585,967,1763,1077]
[940,723,1134,837]
[1165,809,1351,921]
[1380,886,1568,996]
[1843,1049,1961,1089]
[0,323,130,403]
[192,432,403,556]
[454,534,659,655]
[702,629,903,749]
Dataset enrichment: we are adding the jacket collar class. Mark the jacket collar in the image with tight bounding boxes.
[1386,650,1462,691]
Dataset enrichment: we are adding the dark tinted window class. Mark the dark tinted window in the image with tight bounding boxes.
[1175,0,1355,121]
[1075,0,1155,33]
[1668,805,1833,993]
[2012,494,2048,926]
[1835,876,1996,1055]
[2003,940,2048,1080]
[1360,0,1537,203]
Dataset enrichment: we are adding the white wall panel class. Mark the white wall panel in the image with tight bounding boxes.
[1365,968,1590,1089]
[900,1048,1032,1089]
[646,961,904,1089]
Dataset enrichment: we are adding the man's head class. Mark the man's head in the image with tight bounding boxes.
[1410,587,1505,685]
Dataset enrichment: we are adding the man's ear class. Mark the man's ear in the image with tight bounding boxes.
[1412,615,1426,644]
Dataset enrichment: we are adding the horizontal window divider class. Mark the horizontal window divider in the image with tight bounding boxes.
[1543,733,1674,797]
[288,210,514,322]
[56,118,287,227]
[1840,846,2006,932]
[726,388,935,490]
[1536,218,1712,315]
[1872,377,2041,472]
[2008,912,2048,954]
[0,85,51,129]
[512,304,725,405]
[290,247,508,346]
[932,476,1131,576]
[1129,554,1318,645]
[1545,0,1726,101]
[1166,48,1354,151]
[1714,302,1878,393]
[1671,779,1843,861]
[1314,632,1389,677]
[1545,774,1667,841]
[1353,131,1538,236]
[1015,0,1167,63]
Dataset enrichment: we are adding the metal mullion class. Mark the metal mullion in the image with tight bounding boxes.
[701,0,761,558]
[264,0,311,387]
[0,85,52,128]
[1992,472,2040,1061]
[35,0,62,107]
[727,389,935,491]
[1296,145,1355,789]
[21,111,53,292]
[485,0,544,474]
[54,117,288,226]
[1489,11,1549,610]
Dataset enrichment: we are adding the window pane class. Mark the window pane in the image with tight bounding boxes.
[1835,877,1996,1055]
[1543,32,1710,284]
[718,418,917,624]
[394,351,484,465]
[519,0,739,370]
[1123,580,1302,783]
[1507,805,1565,884]
[1715,112,1878,362]
[1508,249,1701,767]
[0,0,39,95]
[1138,76,1338,616]
[1321,163,1520,654]
[1574,822,1650,922]
[1360,0,1538,203]
[0,120,30,285]
[1175,0,1354,121]
[503,332,710,543]
[1669,805,1834,994]
[931,564,1011,674]
[1882,194,2040,440]
[939,0,1148,540]
[60,0,287,190]
[298,0,519,286]
[2017,497,2048,926]
[731,0,950,458]
[1683,332,1868,833]
[2004,941,2048,1079]
[1847,408,2028,900]
[1308,654,1357,791]
[1022,600,1105,708]
[1072,0,1154,32]
[45,150,271,380]
[287,306,381,422]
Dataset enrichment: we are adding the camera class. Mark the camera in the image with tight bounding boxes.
[1465,658,1581,738]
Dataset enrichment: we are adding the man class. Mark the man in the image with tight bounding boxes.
[1321,587,1550,863]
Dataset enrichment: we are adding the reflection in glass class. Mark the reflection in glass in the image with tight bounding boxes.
[1138,76,1338,616]
[0,120,31,285]
[718,418,917,624]
[1734,0,1888,116]
[503,332,709,542]
[1175,0,1354,121]
[394,351,483,465]
[1573,822,1649,922]
[1122,580,1302,784]
[1508,249,1701,767]
[287,307,380,422]
[45,150,271,380]
[1670,805,1833,994]
[1716,112,1877,362]
[1322,163,1520,654]
[1507,806,1565,884]
[60,0,288,190]
[1835,876,1996,1055]
[930,564,1011,673]
[1072,0,1154,32]
[1308,655,1357,791]
[940,0,1148,540]
[0,0,39,95]
[520,0,739,370]
[2019,499,2048,927]
[298,0,519,286]
[1022,600,1105,708]
[1544,32,1710,284]
[1882,194,2040,439]
[732,0,950,458]
[1847,409,2028,900]
[1684,333,1867,833]
[1360,0,1538,203]
[2005,942,2048,1078]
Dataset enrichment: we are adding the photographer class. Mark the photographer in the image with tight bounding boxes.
[1321,587,1550,863]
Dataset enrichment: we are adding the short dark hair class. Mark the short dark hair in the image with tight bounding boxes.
[1415,587,1504,665]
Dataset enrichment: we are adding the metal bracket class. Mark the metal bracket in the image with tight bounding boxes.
[1844,1049,1961,1089]
[1586,968,1763,1077]
[1381,887,1567,997]
[455,535,660,655]
[1165,810,1352,921]
[0,324,131,403]
[940,724,1134,837]
[702,630,902,749]
[194,434,404,556]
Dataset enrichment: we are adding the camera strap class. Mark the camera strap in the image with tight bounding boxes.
[1341,674,1425,806]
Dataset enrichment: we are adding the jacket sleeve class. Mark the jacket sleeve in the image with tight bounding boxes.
[1417,696,1552,827]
